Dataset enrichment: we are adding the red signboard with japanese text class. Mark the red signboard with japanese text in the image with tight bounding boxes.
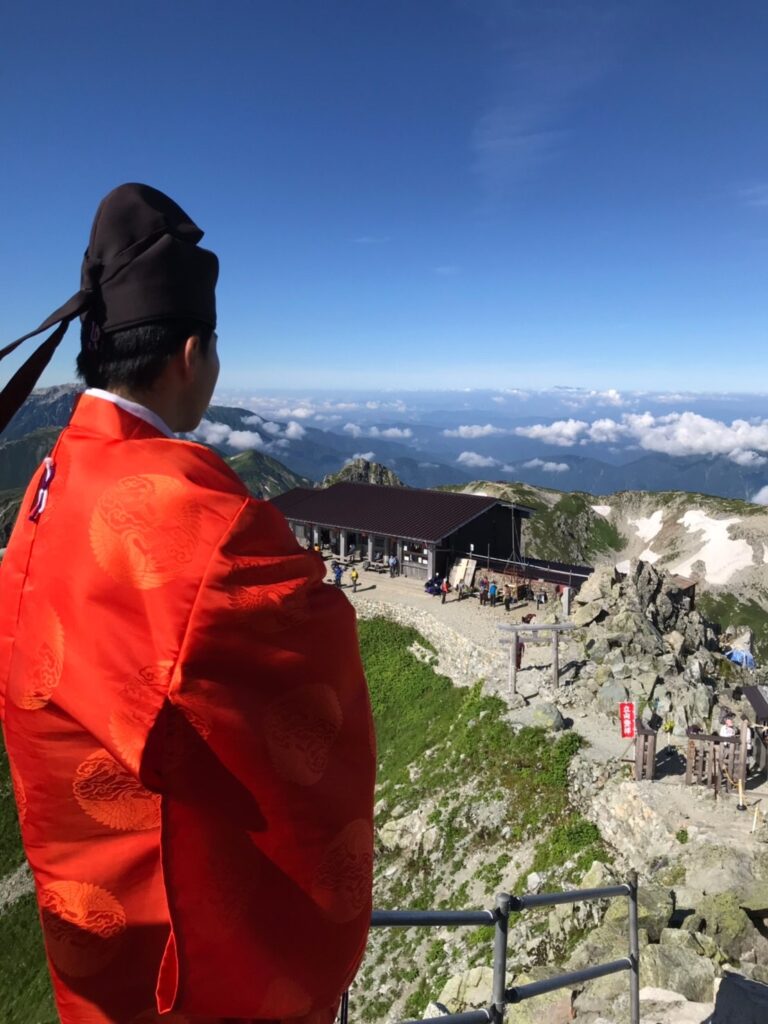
[619,701,636,739]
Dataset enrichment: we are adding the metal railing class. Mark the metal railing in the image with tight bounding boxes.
[355,872,639,1024]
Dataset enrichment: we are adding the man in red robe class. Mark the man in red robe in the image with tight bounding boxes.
[0,184,376,1024]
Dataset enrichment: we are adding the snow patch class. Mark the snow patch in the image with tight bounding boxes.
[591,505,611,518]
[629,510,664,544]
[671,511,754,585]
[638,548,661,564]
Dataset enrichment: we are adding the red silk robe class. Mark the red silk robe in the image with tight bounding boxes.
[0,394,376,1024]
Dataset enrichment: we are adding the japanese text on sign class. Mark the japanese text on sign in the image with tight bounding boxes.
[619,701,636,739]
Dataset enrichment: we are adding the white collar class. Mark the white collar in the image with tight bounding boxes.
[84,388,175,438]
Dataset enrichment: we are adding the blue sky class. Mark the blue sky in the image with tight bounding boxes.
[1,0,767,391]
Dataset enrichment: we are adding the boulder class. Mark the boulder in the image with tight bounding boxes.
[422,1002,451,1019]
[581,860,616,890]
[573,600,608,627]
[638,988,715,1024]
[507,968,571,1023]
[530,702,565,731]
[696,891,768,962]
[659,927,701,953]
[737,880,768,913]
[574,569,610,606]
[603,880,673,942]
[665,629,685,658]
[585,636,611,662]
[568,923,648,973]
[571,926,648,1013]
[596,680,628,715]
[378,807,439,856]
[640,944,715,1003]
[437,967,494,1013]
[626,670,659,698]
[634,561,662,610]
[683,843,755,899]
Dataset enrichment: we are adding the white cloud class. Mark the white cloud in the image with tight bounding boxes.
[594,388,624,406]
[516,410,768,465]
[523,458,570,473]
[752,486,768,505]
[285,420,306,440]
[225,430,266,451]
[261,421,282,435]
[192,421,233,446]
[368,426,413,439]
[515,418,588,446]
[624,411,768,461]
[730,449,767,467]
[443,424,506,438]
[350,451,376,462]
[587,418,623,443]
[343,422,363,438]
[457,451,499,468]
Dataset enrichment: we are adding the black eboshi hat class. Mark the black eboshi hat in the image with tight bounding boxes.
[0,182,218,434]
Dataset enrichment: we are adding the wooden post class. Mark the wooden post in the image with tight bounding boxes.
[634,732,643,781]
[686,739,694,786]
[510,637,518,696]
[552,630,559,689]
[739,719,749,790]
[646,731,656,780]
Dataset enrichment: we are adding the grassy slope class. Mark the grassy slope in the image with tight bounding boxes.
[225,448,311,498]
[0,735,57,1023]
[458,481,625,564]
[358,617,605,1020]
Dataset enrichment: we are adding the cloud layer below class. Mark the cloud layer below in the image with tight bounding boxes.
[515,411,768,466]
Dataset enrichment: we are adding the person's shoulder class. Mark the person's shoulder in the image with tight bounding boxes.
[143,437,249,496]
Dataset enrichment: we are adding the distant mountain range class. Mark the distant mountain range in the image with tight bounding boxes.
[0,387,309,544]
[2,384,768,502]
[3,386,768,656]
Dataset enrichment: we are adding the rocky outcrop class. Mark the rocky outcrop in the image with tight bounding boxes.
[322,457,405,488]
[570,560,748,735]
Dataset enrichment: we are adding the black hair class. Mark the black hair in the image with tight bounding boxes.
[76,319,213,392]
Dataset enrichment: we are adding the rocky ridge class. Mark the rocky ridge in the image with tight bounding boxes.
[347,563,768,1023]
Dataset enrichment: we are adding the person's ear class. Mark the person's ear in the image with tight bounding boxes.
[181,335,203,376]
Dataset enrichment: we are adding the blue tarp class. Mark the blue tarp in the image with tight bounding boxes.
[727,649,756,670]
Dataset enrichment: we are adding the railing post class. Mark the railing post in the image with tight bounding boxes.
[492,893,510,1022]
[551,630,559,689]
[628,870,640,1024]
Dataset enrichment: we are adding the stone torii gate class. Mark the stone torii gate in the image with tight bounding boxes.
[498,622,577,696]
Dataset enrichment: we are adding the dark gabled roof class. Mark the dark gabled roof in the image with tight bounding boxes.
[270,482,530,544]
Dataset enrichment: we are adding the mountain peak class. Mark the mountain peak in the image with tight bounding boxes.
[322,457,405,488]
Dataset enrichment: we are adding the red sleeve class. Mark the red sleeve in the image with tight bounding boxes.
[153,497,376,1020]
